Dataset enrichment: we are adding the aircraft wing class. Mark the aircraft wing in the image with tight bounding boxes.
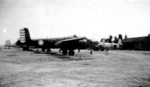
[55,37,87,46]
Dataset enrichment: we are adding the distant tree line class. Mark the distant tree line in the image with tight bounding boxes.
[100,34,128,43]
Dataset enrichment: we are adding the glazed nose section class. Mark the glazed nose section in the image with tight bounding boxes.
[38,40,44,46]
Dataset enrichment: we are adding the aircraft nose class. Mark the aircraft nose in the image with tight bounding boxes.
[38,40,44,46]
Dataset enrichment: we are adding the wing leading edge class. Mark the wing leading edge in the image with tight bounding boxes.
[55,37,87,46]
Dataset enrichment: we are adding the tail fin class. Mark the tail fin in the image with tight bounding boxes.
[20,28,31,44]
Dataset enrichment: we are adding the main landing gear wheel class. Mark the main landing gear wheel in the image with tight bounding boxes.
[46,48,51,53]
[42,48,45,52]
[69,50,75,56]
[47,49,51,52]
[23,47,29,51]
[62,50,67,55]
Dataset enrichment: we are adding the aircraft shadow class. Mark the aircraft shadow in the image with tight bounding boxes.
[31,51,74,60]
[31,51,93,61]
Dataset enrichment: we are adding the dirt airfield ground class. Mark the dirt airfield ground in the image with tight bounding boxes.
[0,47,150,87]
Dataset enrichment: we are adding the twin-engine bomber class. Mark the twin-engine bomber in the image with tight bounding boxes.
[17,28,88,56]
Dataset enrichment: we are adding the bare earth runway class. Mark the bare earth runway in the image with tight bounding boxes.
[0,48,150,87]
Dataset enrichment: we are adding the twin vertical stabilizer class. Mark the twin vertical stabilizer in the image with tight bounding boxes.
[20,28,31,44]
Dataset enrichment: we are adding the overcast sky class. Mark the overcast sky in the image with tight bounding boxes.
[0,0,150,45]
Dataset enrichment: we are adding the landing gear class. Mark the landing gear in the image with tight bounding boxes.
[47,48,51,52]
[99,46,104,51]
[23,47,29,51]
[62,49,67,55]
[68,50,75,56]
[42,48,45,52]
[46,48,51,53]
[62,49,75,56]
[35,48,40,54]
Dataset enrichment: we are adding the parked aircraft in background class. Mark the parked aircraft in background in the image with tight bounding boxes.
[4,40,12,49]
[93,38,121,51]
[16,28,88,56]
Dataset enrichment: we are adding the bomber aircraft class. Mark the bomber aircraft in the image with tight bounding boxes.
[16,28,88,56]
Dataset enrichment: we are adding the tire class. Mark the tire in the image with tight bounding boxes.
[62,50,67,55]
[42,48,45,52]
[23,47,29,51]
[68,50,75,56]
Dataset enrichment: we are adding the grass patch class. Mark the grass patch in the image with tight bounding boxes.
[128,73,150,87]
[7,54,18,57]
[0,77,9,87]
